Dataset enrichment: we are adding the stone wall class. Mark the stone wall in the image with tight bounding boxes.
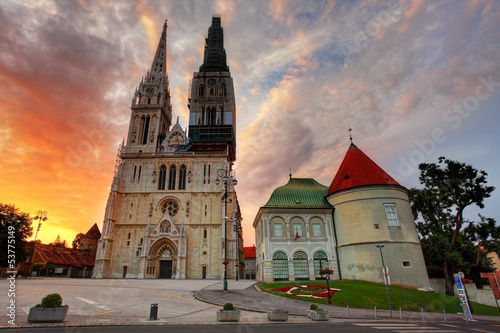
[431,278,498,307]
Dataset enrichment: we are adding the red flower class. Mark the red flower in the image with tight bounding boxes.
[319,269,334,276]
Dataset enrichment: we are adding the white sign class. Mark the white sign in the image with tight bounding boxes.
[454,273,472,321]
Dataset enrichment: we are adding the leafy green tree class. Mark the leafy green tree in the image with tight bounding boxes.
[0,204,33,267]
[410,157,496,295]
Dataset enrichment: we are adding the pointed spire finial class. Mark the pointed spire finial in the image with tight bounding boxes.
[176,116,179,124]
[348,127,353,143]
[289,168,292,179]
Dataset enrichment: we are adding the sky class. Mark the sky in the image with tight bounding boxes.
[1,0,499,248]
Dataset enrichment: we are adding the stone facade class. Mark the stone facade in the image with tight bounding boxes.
[78,223,101,259]
[325,143,430,289]
[328,186,430,288]
[93,17,242,280]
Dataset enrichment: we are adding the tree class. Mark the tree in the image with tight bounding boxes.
[410,157,496,295]
[72,233,84,249]
[51,234,68,248]
[0,204,33,268]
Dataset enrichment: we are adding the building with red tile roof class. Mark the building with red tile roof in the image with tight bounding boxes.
[326,142,430,289]
[254,142,430,289]
[244,246,256,279]
[328,143,402,195]
[244,246,256,258]
[32,243,95,278]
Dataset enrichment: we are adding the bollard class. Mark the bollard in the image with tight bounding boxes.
[443,310,447,321]
[150,303,158,320]
[399,307,402,319]
[375,306,377,319]
[347,305,350,318]
[421,308,424,320]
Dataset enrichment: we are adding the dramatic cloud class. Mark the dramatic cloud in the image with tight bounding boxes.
[1,0,499,247]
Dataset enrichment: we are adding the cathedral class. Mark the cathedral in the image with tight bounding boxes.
[93,16,243,279]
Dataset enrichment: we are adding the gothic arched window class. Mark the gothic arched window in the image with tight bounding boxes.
[198,84,204,97]
[168,165,176,190]
[211,106,216,125]
[178,165,187,190]
[158,165,167,190]
[141,115,150,145]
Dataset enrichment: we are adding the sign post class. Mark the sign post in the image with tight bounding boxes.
[454,273,472,321]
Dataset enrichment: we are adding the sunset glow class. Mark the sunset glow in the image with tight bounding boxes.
[1,0,499,247]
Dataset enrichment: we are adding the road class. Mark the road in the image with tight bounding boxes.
[5,322,500,333]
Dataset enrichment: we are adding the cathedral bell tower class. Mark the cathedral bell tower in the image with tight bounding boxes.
[127,20,173,154]
[188,15,237,162]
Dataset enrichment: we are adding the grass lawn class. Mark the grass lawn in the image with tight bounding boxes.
[257,280,500,316]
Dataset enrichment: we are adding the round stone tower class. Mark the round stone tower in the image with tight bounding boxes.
[326,143,430,289]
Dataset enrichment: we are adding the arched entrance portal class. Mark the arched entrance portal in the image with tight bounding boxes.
[148,238,178,279]
[159,246,174,279]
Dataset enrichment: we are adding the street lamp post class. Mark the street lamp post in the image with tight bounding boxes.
[215,169,237,293]
[376,244,392,318]
[233,216,242,281]
[26,211,47,278]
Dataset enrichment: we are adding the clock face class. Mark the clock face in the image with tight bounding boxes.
[208,78,216,85]
[146,87,154,95]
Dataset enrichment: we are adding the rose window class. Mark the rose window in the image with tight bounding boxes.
[162,200,179,216]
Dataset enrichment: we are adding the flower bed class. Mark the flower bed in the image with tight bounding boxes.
[272,285,340,299]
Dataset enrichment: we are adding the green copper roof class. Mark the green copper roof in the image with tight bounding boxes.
[263,178,333,209]
[199,16,229,72]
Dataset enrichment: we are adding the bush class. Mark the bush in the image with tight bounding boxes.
[223,303,234,310]
[310,304,319,310]
[40,293,63,308]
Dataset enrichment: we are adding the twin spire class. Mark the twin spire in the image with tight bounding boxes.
[199,15,229,72]
[149,20,168,80]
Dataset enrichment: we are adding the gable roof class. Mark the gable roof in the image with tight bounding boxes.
[264,178,332,209]
[328,143,401,195]
[244,246,256,259]
[35,246,95,268]
[83,223,101,239]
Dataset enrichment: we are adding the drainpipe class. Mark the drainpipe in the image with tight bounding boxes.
[331,207,342,280]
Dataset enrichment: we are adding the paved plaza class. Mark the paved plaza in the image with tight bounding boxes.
[2,278,500,328]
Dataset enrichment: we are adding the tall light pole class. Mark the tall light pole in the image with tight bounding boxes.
[215,168,237,293]
[376,244,392,318]
[26,211,47,278]
[233,216,242,281]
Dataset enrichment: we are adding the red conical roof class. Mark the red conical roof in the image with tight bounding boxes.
[327,143,401,195]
